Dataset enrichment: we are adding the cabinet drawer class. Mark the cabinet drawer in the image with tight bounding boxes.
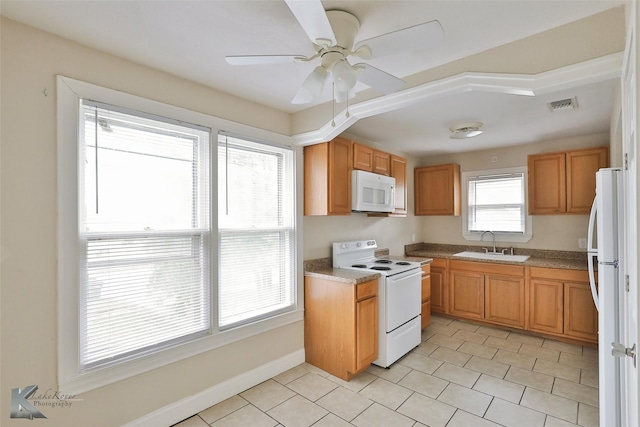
[421,264,431,275]
[450,260,524,276]
[530,267,590,282]
[357,280,378,300]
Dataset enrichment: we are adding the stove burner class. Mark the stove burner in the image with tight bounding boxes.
[351,264,368,268]
[375,259,393,264]
[371,266,392,271]
[396,261,411,265]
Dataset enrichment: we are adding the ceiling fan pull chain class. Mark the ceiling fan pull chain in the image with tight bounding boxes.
[346,94,350,118]
[331,82,336,127]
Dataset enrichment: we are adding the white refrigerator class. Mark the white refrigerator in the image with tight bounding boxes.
[587,168,624,427]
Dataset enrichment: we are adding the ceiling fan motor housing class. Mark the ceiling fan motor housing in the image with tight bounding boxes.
[326,10,360,50]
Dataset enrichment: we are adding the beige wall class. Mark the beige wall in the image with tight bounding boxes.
[0,18,301,427]
[418,133,611,251]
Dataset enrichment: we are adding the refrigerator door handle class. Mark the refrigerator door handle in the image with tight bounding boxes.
[587,196,597,252]
[587,197,599,309]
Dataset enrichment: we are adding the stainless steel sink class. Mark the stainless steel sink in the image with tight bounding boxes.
[453,251,530,262]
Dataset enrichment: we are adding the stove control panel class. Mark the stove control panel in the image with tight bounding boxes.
[334,239,378,254]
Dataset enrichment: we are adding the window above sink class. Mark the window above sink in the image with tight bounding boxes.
[461,166,533,243]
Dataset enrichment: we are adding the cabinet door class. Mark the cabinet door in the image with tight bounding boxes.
[564,282,598,342]
[415,164,461,216]
[430,265,447,313]
[328,137,352,215]
[449,270,484,320]
[528,152,566,214]
[421,267,431,329]
[353,143,373,171]
[390,155,407,215]
[485,274,525,328]
[566,147,609,214]
[356,296,378,371]
[372,150,391,176]
[529,278,564,334]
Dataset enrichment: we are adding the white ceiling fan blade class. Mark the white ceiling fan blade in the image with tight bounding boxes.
[284,0,336,46]
[225,55,302,65]
[354,63,406,94]
[355,20,444,59]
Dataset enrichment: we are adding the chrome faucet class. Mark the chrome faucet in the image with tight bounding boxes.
[481,230,497,253]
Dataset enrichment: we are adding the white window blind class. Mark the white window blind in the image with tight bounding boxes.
[79,100,211,369]
[218,134,295,329]
[468,172,525,233]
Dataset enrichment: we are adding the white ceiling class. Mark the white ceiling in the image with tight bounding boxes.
[0,0,626,156]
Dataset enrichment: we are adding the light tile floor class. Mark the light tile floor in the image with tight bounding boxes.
[174,315,599,427]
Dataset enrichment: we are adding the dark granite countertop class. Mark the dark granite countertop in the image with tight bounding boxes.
[405,243,590,271]
[304,243,589,285]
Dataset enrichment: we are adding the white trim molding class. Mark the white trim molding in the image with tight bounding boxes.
[292,52,623,145]
[122,349,305,427]
[57,75,304,395]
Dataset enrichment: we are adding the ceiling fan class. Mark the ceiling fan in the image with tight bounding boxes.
[225,0,444,105]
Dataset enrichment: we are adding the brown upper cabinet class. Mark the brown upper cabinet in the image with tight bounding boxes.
[353,142,391,176]
[305,138,406,217]
[304,137,352,216]
[390,155,407,216]
[414,164,461,216]
[528,146,608,215]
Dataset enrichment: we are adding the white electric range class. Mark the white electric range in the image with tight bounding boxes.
[333,239,422,368]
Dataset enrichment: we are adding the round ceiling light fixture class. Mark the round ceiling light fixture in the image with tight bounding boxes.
[449,122,484,139]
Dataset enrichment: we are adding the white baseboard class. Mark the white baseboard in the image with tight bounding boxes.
[123,349,306,427]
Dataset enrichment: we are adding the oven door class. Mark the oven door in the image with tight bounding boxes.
[385,268,422,332]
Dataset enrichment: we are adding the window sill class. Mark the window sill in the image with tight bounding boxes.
[462,232,532,244]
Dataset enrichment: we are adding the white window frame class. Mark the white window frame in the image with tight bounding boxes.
[461,166,533,243]
[57,76,303,395]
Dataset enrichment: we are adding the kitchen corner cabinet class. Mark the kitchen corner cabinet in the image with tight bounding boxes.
[528,146,608,215]
[430,258,448,314]
[415,164,461,216]
[304,277,378,381]
[528,267,597,343]
[353,143,391,176]
[421,264,432,329]
[304,137,352,216]
[449,260,526,328]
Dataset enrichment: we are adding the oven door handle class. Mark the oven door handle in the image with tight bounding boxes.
[387,268,422,283]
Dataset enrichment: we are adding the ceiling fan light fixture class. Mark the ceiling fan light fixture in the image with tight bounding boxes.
[292,66,328,104]
[449,122,484,139]
[332,59,357,92]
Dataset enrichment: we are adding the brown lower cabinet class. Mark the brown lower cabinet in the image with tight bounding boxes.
[419,260,596,344]
[304,276,378,381]
[449,269,485,320]
[430,258,448,313]
[449,260,526,328]
[421,264,431,329]
[529,267,597,343]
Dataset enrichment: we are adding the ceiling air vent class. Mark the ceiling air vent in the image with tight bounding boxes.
[547,97,578,112]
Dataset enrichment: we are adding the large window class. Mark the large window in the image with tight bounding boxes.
[79,100,211,369]
[462,167,532,242]
[217,134,295,329]
[59,77,301,394]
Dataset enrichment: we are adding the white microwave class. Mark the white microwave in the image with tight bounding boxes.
[352,170,395,213]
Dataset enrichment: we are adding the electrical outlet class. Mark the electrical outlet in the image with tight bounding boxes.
[412,233,416,242]
[578,238,587,249]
